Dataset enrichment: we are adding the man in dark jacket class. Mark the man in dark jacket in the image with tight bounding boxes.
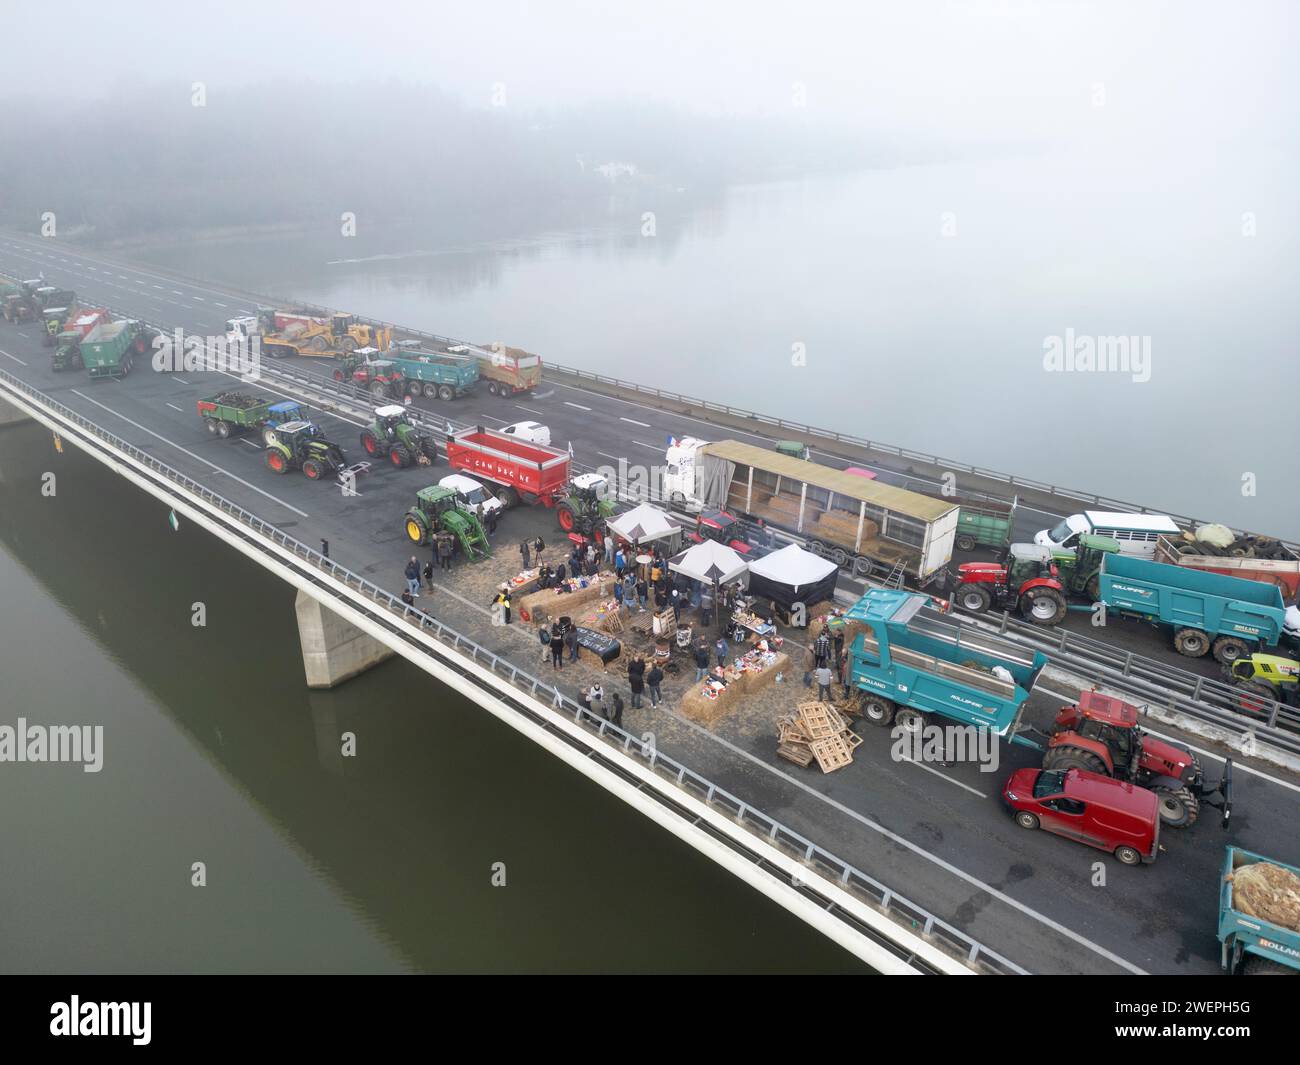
[813,631,831,668]
[627,656,645,708]
[520,539,532,569]
[549,626,565,669]
[404,557,421,598]
[437,531,454,570]
[610,691,625,728]
[564,624,579,662]
[645,662,664,707]
[693,639,711,682]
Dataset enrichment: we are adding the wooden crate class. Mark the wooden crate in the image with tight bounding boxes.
[809,733,856,773]
[777,742,815,768]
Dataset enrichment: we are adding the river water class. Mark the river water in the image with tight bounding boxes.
[0,423,865,973]
[135,154,1300,540]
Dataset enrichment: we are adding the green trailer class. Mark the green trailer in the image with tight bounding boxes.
[954,497,1019,552]
[389,342,480,400]
[80,319,158,380]
[197,392,309,442]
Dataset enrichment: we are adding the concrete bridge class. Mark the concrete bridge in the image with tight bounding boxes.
[3,233,1299,975]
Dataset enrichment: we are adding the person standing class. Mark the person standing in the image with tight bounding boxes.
[670,587,682,625]
[549,626,565,670]
[564,624,579,663]
[484,506,498,537]
[610,692,625,728]
[832,627,845,665]
[404,557,421,598]
[715,635,729,669]
[554,561,567,585]
[813,630,831,668]
[645,662,664,707]
[693,638,711,682]
[422,558,434,591]
[802,644,816,687]
[603,534,615,568]
[588,683,606,721]
[437,531,454,570]
[700,588,714,626]
[636,577,648,612]
[491,585,511,625]
[628,655,645,709]
[613,580,625,614]
[815,663,834,702]
[520,539,532,569]
[614,546,626,578]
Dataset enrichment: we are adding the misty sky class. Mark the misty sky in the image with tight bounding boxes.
[5,1,1295,150]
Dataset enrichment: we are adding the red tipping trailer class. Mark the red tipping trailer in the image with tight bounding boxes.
[444,425,572,507]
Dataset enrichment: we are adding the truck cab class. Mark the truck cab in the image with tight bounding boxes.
[1002,767,1160,865]
[439,473,506,523]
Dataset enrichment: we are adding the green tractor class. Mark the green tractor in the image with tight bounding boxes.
[555,473,616,544]
[263,421,349,481]
[51,330,85,372]
[403,485,492,561]
[1050,533,1120,602]
[41,305,71,348]
[1225,652,1299,707]
[360,405,440,469]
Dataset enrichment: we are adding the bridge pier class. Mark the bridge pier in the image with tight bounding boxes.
[0,395,31,429]
[294,588,394,689]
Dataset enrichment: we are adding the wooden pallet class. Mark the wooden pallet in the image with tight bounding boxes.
[808,733,855,773]
[777,742,815,768]
[796,701,846,740]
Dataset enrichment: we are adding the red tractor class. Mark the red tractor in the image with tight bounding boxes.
[690,508,778,556]
[1043,691,1230,828]
[951,543,1068,625]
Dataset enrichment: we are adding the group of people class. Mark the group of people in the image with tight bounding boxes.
[803,623,849,701]
[399,529,463,605]
[579,682,624,727]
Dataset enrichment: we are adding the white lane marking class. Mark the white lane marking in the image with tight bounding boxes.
[475,412,506,423]
[165,403,184,413]
[170,376,191,384]
[69,389,310,518]
[563,400,592,411]
[15,332,30,339]
[620,416,651,428]
[117,274,128,280]
[631,440,659,451]
[657,705,1148,974]
[514,405,546,416]
[240,439,261,449]
[897,756,987,797]
[596,451,622,462]
[171,290,184,296]
[153,285,164,290]
[193,297,205,302]
[213,302,227,309]
[0,348,28,365]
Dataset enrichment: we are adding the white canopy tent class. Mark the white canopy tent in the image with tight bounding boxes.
[667,540,749,586]
[608,503,684,547]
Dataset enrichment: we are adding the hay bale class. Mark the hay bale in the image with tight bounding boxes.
[1230,862,1300,932]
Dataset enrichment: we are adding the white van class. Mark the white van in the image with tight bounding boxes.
[1034,511,1180,558]
[499,420,551,446]
[439,473,506,522]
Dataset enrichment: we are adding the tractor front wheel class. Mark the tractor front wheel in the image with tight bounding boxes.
[1153,785,1200,828]
[332,369,346,382]
[1020,587,1067,626]
[956,584,992,613]
[389,445,412,469]
[302,458,324,480]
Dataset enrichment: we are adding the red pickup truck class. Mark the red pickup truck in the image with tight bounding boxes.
[444,425,571,507]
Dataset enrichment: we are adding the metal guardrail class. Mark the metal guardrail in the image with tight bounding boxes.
[4,249,1297,552]
[0,365,1024,975]
[7,267,1293,760]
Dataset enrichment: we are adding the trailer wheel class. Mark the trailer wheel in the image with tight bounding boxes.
[852,556,873,577]
[408,381,423,397]
[389,445,412,469]
[956,584,992,613]
[497,487,519,508]
[1174,628,1211,658]
[215,420,232,439]
[806,540,826,558]
[437,384,454,402]
[859,695,896,727]
[205,419,218,435]
[422,383,438,399]
[1212,635,1251,665]
[1113,845,1142,866]
[302,458,324,480]
[956,534,976,552]
[1014,812,1040,831]
[1153,785,1199,827]
[487,381,500,396]
[1242,955,1296,975]
[895,708,925,734]
[831,547,848,567]
[1021,587,1067,626]
[310,335,329,352]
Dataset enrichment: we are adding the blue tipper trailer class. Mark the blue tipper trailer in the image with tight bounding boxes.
[1218,846,1300,974]
[1098,553,1287,663]
[846,589,1049,745]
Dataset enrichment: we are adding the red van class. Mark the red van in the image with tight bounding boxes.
[1002,767,1160,865]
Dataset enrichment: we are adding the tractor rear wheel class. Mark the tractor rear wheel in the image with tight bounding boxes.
[1020,587,1067,625]
[1041,747,1108,775]
[1212,635,1251,665]
[437,385,454,402]
[859,695,896,727]
[332,368,346,382]
[264,450,289,474]
[360,430,381,456]
[1014,812,1040,831]
[215,421,232,439]
[1085,575,1101,602]
[956,584,992,613]
[70,353,83,370]
[1174,628,1211,658]
[302,458,324,480]
[420,439,439,464]
[557,504,577,532]
[1153,785,1199,827]
[370,382,388,398]
[404,514,427,545]
[389,445,412,469]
